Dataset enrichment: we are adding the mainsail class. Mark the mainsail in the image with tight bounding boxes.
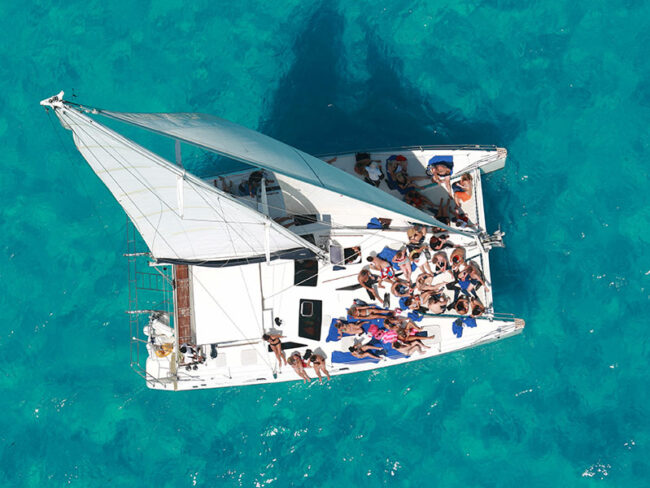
[96,110,474,234]
[51,104,322,265]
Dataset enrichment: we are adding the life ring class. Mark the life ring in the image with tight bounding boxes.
[154,343,173,358]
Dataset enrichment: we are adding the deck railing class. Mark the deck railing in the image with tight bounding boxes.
[125,218,175,383]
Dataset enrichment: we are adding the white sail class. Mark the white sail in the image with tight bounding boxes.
[97,111,470,232]
[53,106,320,264]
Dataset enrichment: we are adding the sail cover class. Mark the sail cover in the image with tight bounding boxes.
[98,111,465,231]
[54,107,320,264]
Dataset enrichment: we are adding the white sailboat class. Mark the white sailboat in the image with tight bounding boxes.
[41,91,524,390]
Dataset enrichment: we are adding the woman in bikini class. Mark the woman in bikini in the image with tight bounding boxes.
[348,343,384,360]
[393,340,427,356]
[453,173,473,206]
[309,352,331,383]
[335,319,366,339]
[287,352,312,383]
[348,304,394,321]
[263,333,287,367]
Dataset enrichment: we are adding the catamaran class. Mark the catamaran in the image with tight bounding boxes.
[41,91,524,391]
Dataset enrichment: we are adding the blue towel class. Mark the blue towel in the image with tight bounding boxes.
[463,317,477,328]
[377,246,417,272]
[331,351,380,364]
[452,316,478,338]
[452,318,464,338]
[367,217,383,229]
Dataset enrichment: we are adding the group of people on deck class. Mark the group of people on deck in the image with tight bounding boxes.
[262,333,331,384]
[259,152,487,382]
[355,152,475,227]
[358,224,489,318]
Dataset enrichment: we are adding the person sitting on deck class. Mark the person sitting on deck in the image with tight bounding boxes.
[421,289,449,314]
[358,267,384,303]
[432,251,450,276]
[453,173,473,206]
[470,297,485,318]
[415,273,444,293]
[386,155,408,181]
[391,248,414,284]
[366,255,396,282]
[354,153,384,187]
[334,319,366,339]
[348,343,385,360]
[391,279,412,298]
[465,261,490,293]
[426,157,453,193]
[453,295,470,315]
[287,352,312,383]
[239,170,272,198]
[308,352,331,383]
[348,303,394,321]
[429,233,455,251]
[449,247,467,274]
[406,225,430,258]
[263,333,287,367]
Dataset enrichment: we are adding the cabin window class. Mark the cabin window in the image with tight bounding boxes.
[298,299,322,340]
[294,259,318,287]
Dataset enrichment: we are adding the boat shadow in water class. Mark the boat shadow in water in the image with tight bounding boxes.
[261,6,522,155]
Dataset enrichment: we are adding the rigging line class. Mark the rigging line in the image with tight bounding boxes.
[46,111,119,239]
[263,226,387,300]
[65,108,278,261]
[60,109,184,261]
[191,272,274,371]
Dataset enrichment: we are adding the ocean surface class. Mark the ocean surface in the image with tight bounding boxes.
[1,0,649,486]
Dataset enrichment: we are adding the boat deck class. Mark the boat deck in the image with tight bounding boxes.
[145,147,521,390]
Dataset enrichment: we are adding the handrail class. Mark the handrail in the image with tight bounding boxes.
[315,144,499,159]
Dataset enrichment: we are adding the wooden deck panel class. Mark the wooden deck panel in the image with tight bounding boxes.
[174,265,193,345]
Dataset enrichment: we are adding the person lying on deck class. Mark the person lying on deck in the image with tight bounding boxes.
[404,189,437,213]
[396,329,431,349]
[335,319,366,339]
[348,304,394,321]
[358,268,384,303]
[393,340,427,356]
[262,333,287,367]
[309,352,331,383]
[348,343,385,360]
[366,255,396,282]
[287,352,312,383]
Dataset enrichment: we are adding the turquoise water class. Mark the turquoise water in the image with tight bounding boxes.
[2,0,649,485]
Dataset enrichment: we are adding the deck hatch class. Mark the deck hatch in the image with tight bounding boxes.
[298,299,322,340]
